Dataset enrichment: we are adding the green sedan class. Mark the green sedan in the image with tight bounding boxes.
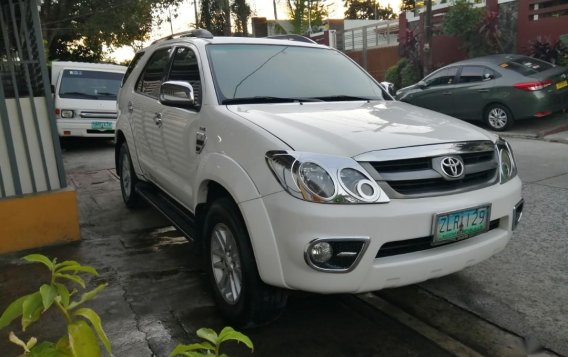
[396,54,568,131]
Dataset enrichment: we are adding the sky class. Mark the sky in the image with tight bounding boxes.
[109,0,401,62]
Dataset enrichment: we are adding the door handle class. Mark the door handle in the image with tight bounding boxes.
[153,113,163,127]
[128,101,134,113]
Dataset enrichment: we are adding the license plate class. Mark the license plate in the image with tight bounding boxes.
[557,80,567,90]
[432,205,490,245]
[91,121,113,130]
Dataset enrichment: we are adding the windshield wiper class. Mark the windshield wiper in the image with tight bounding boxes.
[59,91,98,99]
[222,96,323,105]
[312,95,378,102]
[95,92,117,97]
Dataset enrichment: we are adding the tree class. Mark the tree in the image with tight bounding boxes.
[344,0,397,20]
[199,0,229,35]
[40,0,183,62]
[442,0,487,57]
[231,0,252,36]
[400,0,416,12]
[286,0,329,35]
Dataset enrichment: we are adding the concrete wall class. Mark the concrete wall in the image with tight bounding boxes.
[346,46,400,81]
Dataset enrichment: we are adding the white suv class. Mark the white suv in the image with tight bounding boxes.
[115,30,523,327]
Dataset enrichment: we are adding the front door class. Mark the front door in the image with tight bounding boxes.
[410,67,459,117]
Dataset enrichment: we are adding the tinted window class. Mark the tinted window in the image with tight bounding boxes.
[207,44,384,103]
[59,70,123,100]
[424,67,458,87]
[501,57,554,75]
[458,66,489,83]
[135,47,172,98]
[122,51,144,87]
[167,47,201,104]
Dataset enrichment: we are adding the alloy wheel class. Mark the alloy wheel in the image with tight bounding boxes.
[121,152,132,200]
[210,223,243,304]
[488,107,508,129]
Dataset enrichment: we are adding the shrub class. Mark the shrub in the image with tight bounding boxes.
[170,326,253,357]
[400,61,421,88]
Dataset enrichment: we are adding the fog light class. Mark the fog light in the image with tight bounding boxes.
[61,109,74,118]
[310,242,333,263]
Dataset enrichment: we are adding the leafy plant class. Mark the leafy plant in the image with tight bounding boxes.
[385,58,421,90]
[528,37,568,66]
[170,327,253,357]
[0,254,110,356]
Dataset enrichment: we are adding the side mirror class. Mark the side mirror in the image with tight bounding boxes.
[483,73,494,81]
[417,80,427,89]
[160,81,195,108]
[380,81,396,96]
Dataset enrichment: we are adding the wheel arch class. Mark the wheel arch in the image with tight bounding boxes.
[194,154,287,288]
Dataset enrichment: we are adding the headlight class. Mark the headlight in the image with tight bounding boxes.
[496,138,517,183]
[60,109,74,118]
[266,151,389,204]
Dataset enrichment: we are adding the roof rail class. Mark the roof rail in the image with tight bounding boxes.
[266,34,316,44]
[151,29,213,45]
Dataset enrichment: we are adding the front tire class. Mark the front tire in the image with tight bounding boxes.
[118,142,141,208]
[484,104,514,131]
[203,197,287,327]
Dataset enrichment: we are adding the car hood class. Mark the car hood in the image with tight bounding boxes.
[228,101,496,157]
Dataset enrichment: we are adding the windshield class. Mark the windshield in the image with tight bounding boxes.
[58,69,124,100]
[207,44,384,104]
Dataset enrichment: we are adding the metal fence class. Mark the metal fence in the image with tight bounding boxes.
[343,21,399,51]
[0,0,65,199]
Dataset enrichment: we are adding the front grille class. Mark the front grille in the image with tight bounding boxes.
[362,141,499,198]
[376,219,500,258]
[86,129,114,134]
[80,111,117,119]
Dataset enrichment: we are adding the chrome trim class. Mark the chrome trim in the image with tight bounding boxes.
[80,111,118,119]
[304,237,370,273]
[438,156,465,180]
[266,151,390,204]
[353,141,496,162]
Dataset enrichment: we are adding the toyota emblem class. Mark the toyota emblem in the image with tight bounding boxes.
[440,156,465,179]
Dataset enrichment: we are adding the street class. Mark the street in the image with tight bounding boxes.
[0,135,566,356]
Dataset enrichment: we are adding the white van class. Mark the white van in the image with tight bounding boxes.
[51,61,126,137]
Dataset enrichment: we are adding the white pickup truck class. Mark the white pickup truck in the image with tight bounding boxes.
[51,61,126,137]
[115,30,523,327]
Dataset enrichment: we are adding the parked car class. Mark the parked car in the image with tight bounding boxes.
[51,61,126,137]
[396,54,568,131]
[115,30,523,327]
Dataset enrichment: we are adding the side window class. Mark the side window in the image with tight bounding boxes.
[458,66,488,84]
[135,47,172,98]
[167,47,202,105]
[121,51,144,87]
[425,67,458,87]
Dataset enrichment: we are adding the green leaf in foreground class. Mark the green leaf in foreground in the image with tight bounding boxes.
[68,320,100,357]
[218,327,253,351]
[0,294,32,330]
[23,254,55,271]
[74,307,111,354]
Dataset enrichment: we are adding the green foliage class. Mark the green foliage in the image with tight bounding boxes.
[41,0,183,61]
[442,0,502,57]
[400,61,421,87]
[170,327,253,357]
[0,254,110,357]
[384,58,420,90]
[400,0,416,12]
[199,0,231,35]
[231,0,252,36]
[287,0,329,34]
[344,0,397,20]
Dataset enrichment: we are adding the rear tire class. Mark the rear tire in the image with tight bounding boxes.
[203,197,287,327]
[484,104,514,131]
[118,142,141,208]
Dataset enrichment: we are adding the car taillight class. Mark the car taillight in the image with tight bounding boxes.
[513,80,553,91]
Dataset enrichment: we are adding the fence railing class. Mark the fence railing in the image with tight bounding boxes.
[343,21,399,51]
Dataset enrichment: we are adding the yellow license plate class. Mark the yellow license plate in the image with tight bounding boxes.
[557,80,567,90]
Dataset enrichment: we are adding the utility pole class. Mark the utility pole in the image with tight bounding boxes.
[193,0,200,26]
[273,0,278,20]
[423,0,433,76]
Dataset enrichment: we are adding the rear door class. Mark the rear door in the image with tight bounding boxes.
[408,67,459,116]
[130,46,173,185]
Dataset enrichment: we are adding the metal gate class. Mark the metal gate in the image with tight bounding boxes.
[0,0,65,199]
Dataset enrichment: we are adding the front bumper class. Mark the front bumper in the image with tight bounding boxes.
[57,119,116,137]
[247,176,522,294]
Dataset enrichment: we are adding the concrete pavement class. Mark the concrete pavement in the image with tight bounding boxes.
[495,111,568,143]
